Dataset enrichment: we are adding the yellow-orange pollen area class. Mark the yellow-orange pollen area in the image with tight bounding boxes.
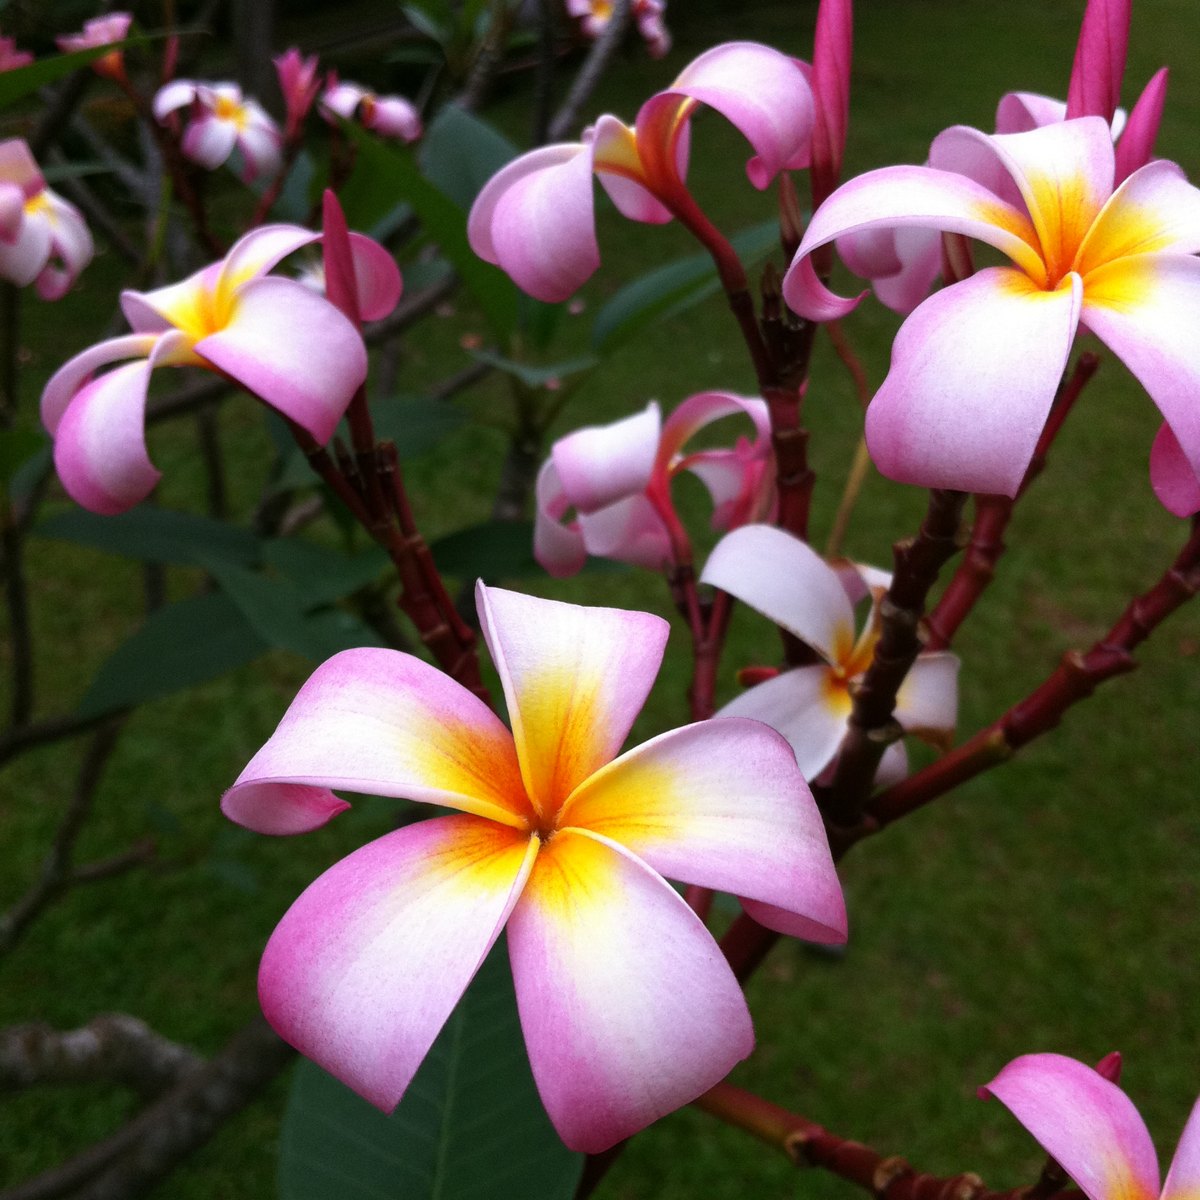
[212,94,248,129]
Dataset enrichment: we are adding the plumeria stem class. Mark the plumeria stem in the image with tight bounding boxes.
[858,513,1200,844]
[819,489,968,828]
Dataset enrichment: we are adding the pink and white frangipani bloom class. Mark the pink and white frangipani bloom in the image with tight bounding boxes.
[41,221,399,515]
[0,140,92,301]
[468,40,813,302]
[784,116,1200,498]
[222,584,846,1153]
[321,77,422,143]
[274,48,321,142]
[981,1053,1200,1200]
[535,391,773,577]
[153,80,283,182]
[702,525,959,782]
[56,13,133,81]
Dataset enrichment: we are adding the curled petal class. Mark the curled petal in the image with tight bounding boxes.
[218,224,320,301]
[560,718,846,943]
[182,114,239,170]
[1163,1098,1200,1200]
[194,275,366,443]
[35,191,94,301]
[1149,423,1200,518]
[259,815,537,1112]
[348,232,403,321]
[894,652,960,739]
[222,646,532,834]
[467,143,598,302]
[995,90,1068,135]
[577,493,672,569]
[670,41,815,188]
[982,1053,1159,1200]
[553,401,660,512]
[865,267,1082,496]
[701,524,854,663]
[41,333,159,433]
[152,79,198,120]
[534,459,588,578]
[593,116,675,224]
[507,828,753,1153]
[1114,68,1168,183]
[658,390,769,466]
[476,584,668,823]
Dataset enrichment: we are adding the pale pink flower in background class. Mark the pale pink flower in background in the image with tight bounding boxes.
[0,34,32,71]
[702,525,958,783]
[0,140,92,301]
[56,13,132,80]
[469,40,814,301]
[321,76,422,143]
[566,0,671,56]
[153,80,283,182]
[40,219,400,514]
[534,391,773,577]
[223,584,846,1152]
[981,1053,1200,1200]
[784,117,1200,498]
[273,47,320,141]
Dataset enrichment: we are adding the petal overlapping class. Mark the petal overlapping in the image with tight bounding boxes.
[222,647,533,834]
[1066,0,1129,121]
[182,115,239,170]
[559,718,846,942]
[533,460,588,577]
[701,524,854,662]
[506,828,753,1153]
[0,213,50,288]
[194,275,366,442]
[983,1054,1160,1200]
[1149,423,1200,518]
[477,584,669,822]
[1114,68,1168,183]
[552,401,660,512]
[34,193,94,301]
[259,815,537,1112]
[865,266,1082,495]
[576,494,672,569]
[41,333,158,433]
[593,116,675,223]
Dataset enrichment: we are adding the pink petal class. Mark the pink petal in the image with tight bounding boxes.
[995,91,1068,134]
[222,647,533,835]
[1066,0,1130,121]
[467,142,598,302]
[507,828,753,1152]
[552,401,660,512]
[217,224,320,299]
[120,263,220,334]
[533,459,588,578]
[837,225,943,316]
[560,718,845,942]
[1163,1098,1200,1200]
[701,525,854,663]
[152,79,198,120]
[367,96,422,142]
[810,0,852,196]
[35,191,94,301]
[1149,422,1200,518]
[866,266,1082,496]
[670,41,815,188]
[259,815,537,1112]
[1082,254,1200,482]
[0,139,45,198]
[182,115,239,170]
[348,232,402,321]
[1115,68,1168,183]
[0,214,50,288]
[234,111,283,182]
[659,390,770,465]
[576,493,672,569]
[592,116,674,224]
[982,1053,1159,1200]
[713,664,849,782]
[0,182,23,243]
[894,652,960,735]
[475,584,668,824]
[784,164,1043,320]
[195,275,366,443]
[41,333,159,434]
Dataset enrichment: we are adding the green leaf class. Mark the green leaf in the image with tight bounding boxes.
[278,943,583,1200]
[590,219,782,351]
[77,593,266,718]
[0,41,138,108]
[418,104,519,210]
[35,507,261,567]
[263,539,387,608]
[372,394,470,458]
[199,556,383,661]
[430,519,538,579]
[340,124,518,336]
[469,349,598,389]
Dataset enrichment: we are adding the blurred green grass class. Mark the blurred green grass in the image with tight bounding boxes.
[3,0,1199,1196]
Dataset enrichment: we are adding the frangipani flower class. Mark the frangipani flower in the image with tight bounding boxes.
[535,391,773,577]
[41,222,399,514]
[320,77,422,143]
[468,41,813,301]
[223,584,846,1152]
[274,48,320,141]
[784,116,1200,497]
[0,140,92,301]
[702,525,958,782]
[153,80,282,182]
[565,0,670,56]
[982,1053,1200,1200]
[56,13,132,80]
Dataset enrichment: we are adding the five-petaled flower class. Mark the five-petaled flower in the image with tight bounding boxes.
[784,116,1200,498]
[982,1053,1200,1200]
[702,525,958,782]
[535,391,774,577]
[223,584,846,1153]
[40,221,400,514]
[468,40,813,301]
[0,139,92,301]
[153,79,283,182]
